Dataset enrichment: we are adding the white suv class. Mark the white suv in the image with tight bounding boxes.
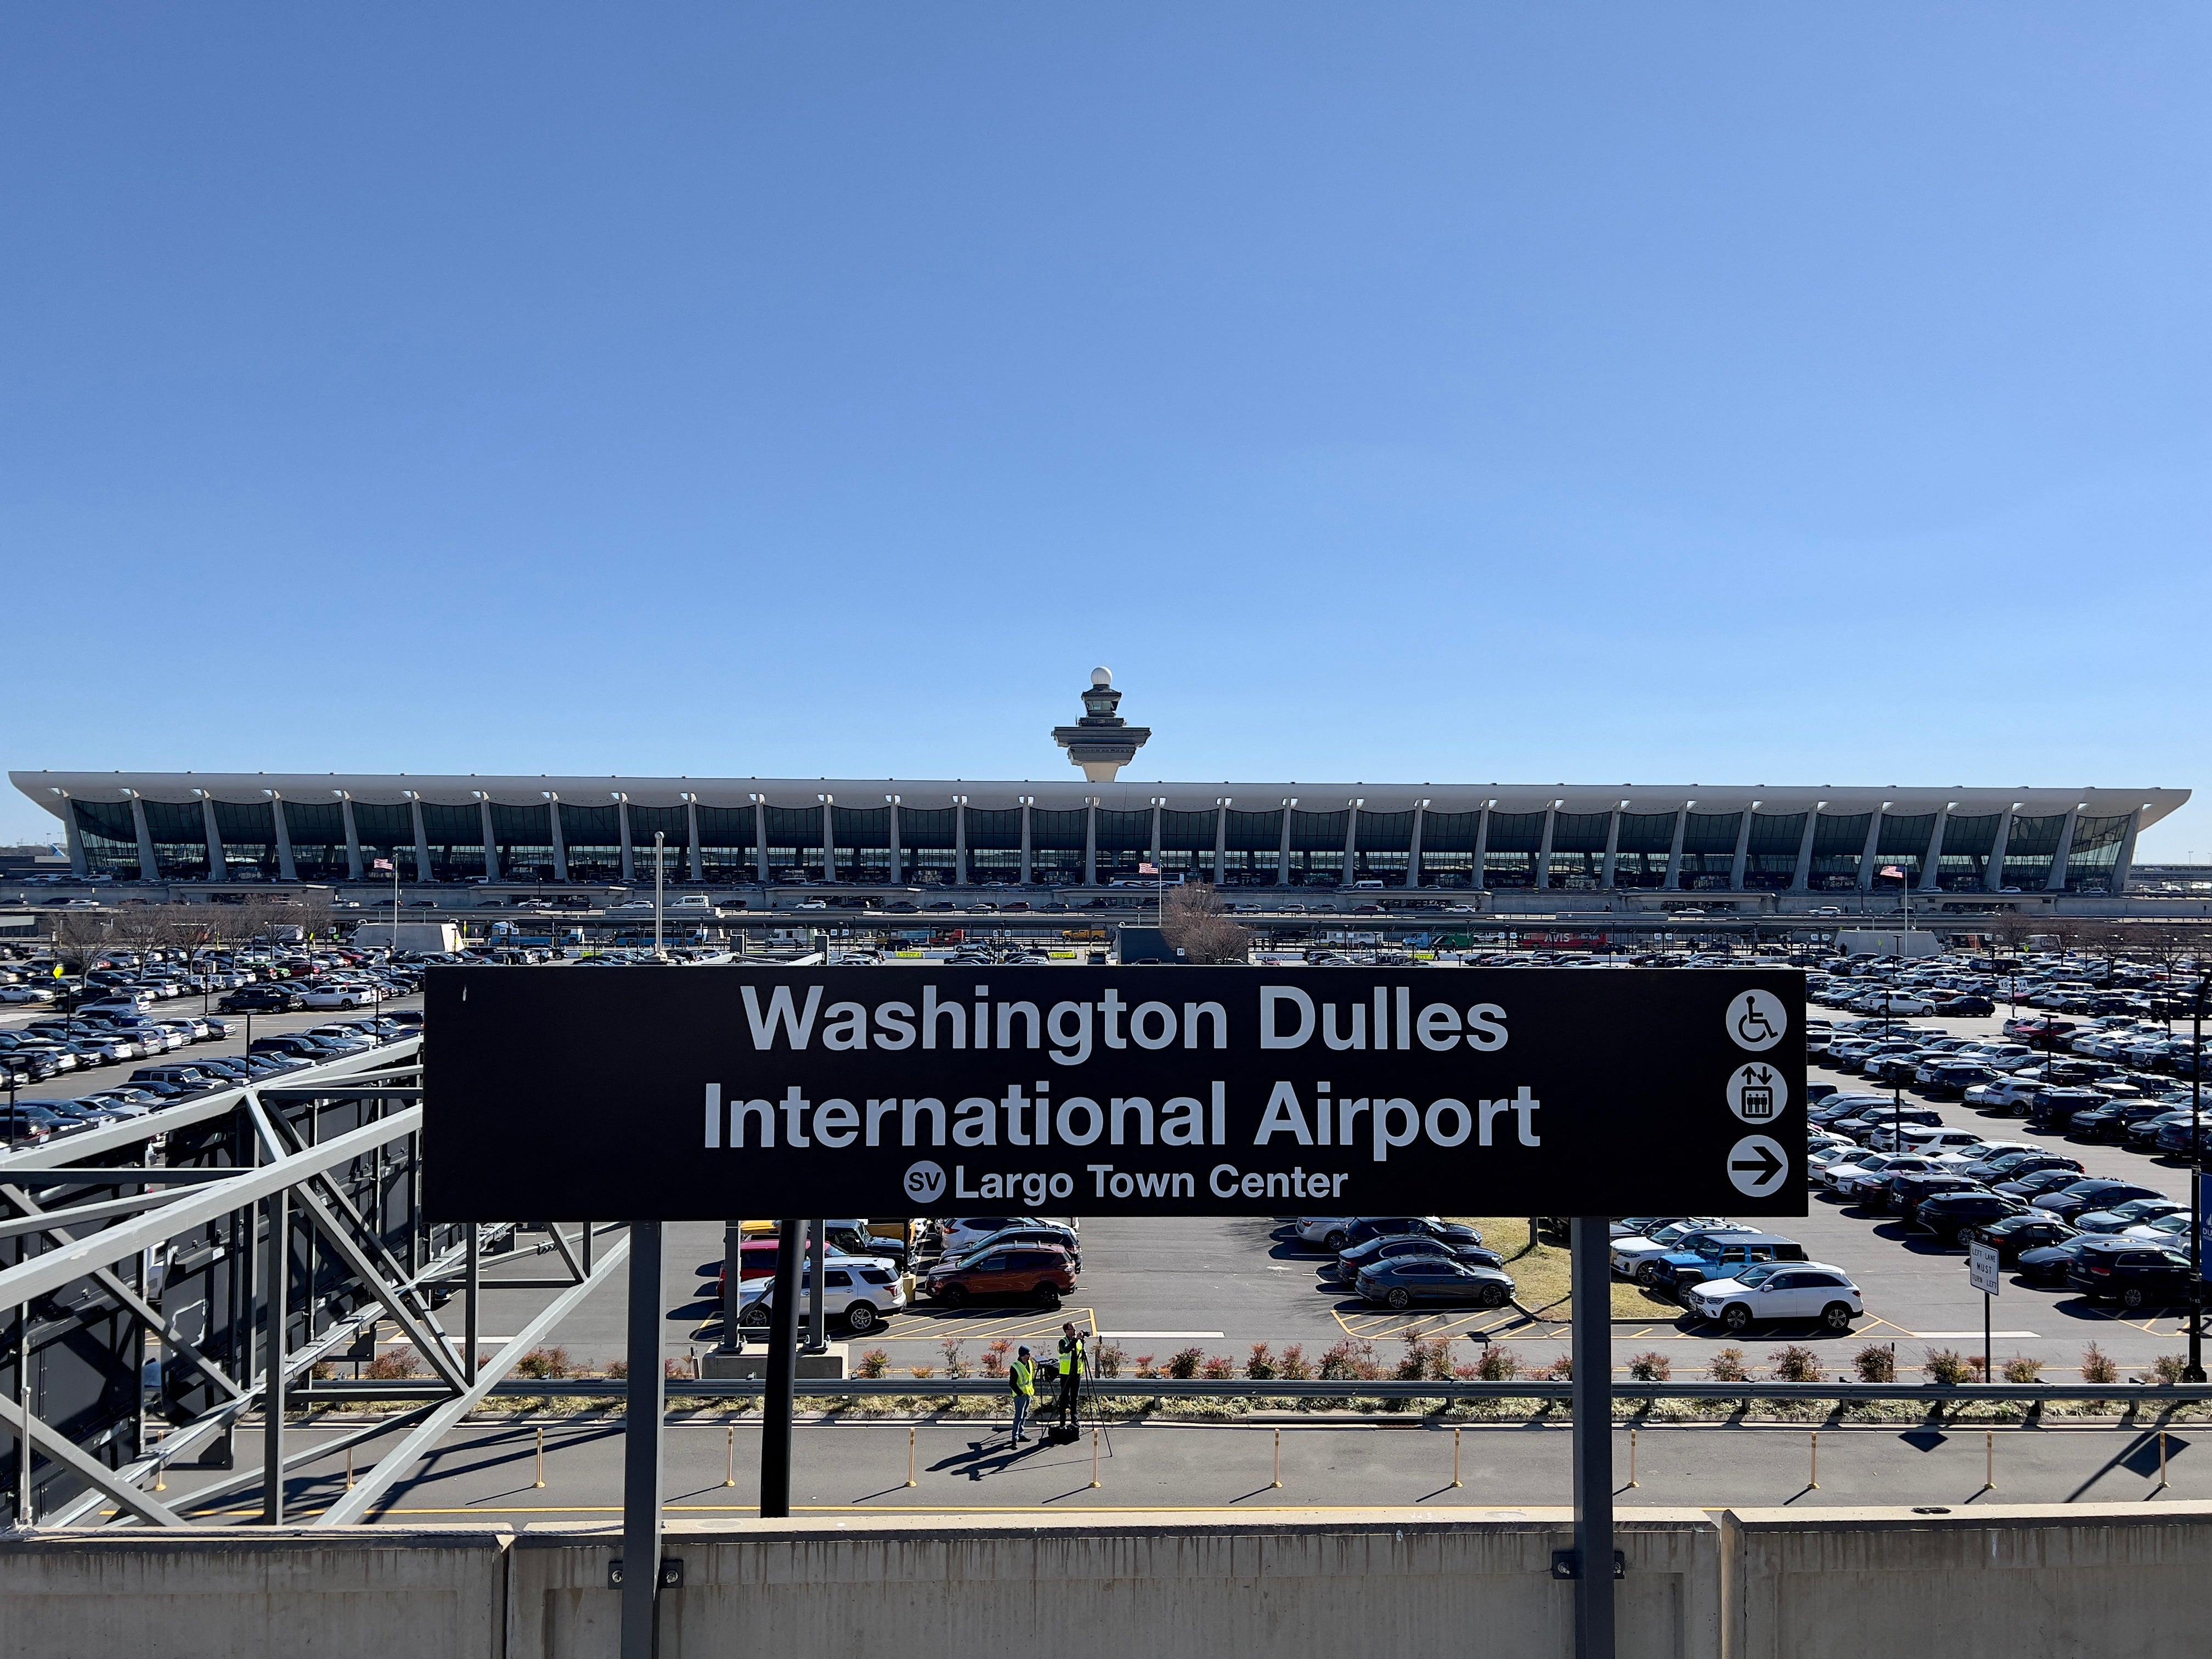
[736,1262,906,1335]
[1689,1261,1863,1334]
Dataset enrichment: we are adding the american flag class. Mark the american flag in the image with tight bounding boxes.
[1138,862,1159,876]
[1879,865,1905,879]
[372,859,393,872]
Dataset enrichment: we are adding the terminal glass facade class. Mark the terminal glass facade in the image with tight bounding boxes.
[2000,814,2067,890]
[963,808,1022,883]
[1286,810,1347,886]
[628,806,690,884]
[1544,812,1609,889]
[695,806,755,883]
[902,808,958,885]
[284,801,351,881]
[1743,812,1805,890]
[763,806,823,884]
[490,803,556,882]
[1613,812,1675,888]
[419,803,486,882]
[1094,809,1151,881]
[1678,812,1741,890]
[71,799,141,878]
[831,806,892,883]
[1933,814,1999,891]
[1482,811,1544,889]
[143,800,211,881]
[2063,815,2130,893]
[1221,809,1282,886]
[1159,809,1217,876]
[1353,810,1414,884]
[1808,812,1871,891]
[1872,814,1936,888]
[1417,810,1479,887]
[351,803,419,882]
[558,804,622,884]
[212,800,281,881]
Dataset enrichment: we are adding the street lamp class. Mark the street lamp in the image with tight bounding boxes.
[653,831,666,961]
[2187,974,2206,1383]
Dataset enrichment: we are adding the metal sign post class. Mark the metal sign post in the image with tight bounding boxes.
[759,1218,802,1519]
[619,1221,664,1659]
[1969,1238,2001,1382]
[1567,1217,1617,1658]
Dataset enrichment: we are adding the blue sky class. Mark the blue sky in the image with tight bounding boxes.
[4,7,2208,855]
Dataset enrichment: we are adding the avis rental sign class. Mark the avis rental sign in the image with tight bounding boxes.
[423,968,1805,1220]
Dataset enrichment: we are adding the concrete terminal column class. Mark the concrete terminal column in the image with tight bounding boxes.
[1662,809,1687,890]
[1470,808,1491,892]
[956,802,970,887]
[1274,806,1291,888]
[1085,804,1098,888]
[1019,802,1033,887]
[1342,806,1361,887]
[478,800,500,883]
[687,803,703,883]
[1533,807,1557,892]
[1790,811,1818,894]
[62,800,88,879]
[2047,808,2080,893]
[1918,811,1949,894]
[2111,809,2143,893]
[1855,813,1882,893]
[410,799,432,885]
[889,801,904,886]
[130,795,158,883]
[549,801,569,884]
[618,802,635,885]
[1405,805,1424,889]
[1982,813,2012,894]
[1728,810,1753,891]
[821,800,837,884]
[1599,810,1621,891]
[340,798,364,881]
[754,803,769,886]
[273,798,298,883]
[202,797,228,882]
[1212,802,1228,888]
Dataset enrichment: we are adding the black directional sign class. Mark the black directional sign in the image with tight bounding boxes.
[422,967,1805,1220]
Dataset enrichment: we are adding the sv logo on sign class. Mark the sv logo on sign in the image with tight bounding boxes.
[904,1161,947,1203]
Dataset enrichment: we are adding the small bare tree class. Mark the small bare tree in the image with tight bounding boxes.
[46,911,112,977]
[1160,883,1251,964]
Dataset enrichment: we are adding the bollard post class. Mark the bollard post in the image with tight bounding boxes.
[1452,1425,1463,1489]
[1090,1426,1101,1489]
[1985,1429,1994,1492]
[1627,1425,1639,1489]
[1271,1426,1282,1489]
[723,1424,736,1488]
[535,1427,546,1490]
[345,1445,354,1492]
[1809,1430,1819,1490]
[2157,1431,2170,1493]
[907,1425,917,1488]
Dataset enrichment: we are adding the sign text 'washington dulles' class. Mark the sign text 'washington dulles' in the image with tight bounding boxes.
[423,968,1805,1218]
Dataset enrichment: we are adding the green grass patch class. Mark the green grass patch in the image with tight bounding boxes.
[1454,1218,1675,1320]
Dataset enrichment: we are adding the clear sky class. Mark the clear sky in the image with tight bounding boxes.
[4,7,2207,856]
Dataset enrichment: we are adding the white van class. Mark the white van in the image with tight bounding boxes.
[1348,879,1386,890]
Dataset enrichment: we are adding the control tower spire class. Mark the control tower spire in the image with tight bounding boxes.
[1050,667,1152,782]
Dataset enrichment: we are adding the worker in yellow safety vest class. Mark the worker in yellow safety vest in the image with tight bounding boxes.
[1007,1346,1036,1443]
[1054,1322,1087,1427]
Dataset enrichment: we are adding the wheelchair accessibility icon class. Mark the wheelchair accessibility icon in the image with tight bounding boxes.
[1726,989,1787,1052]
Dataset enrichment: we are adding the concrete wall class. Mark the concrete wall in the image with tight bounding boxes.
[4,1503,2209,1659]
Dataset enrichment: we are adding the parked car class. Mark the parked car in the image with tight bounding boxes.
[1646,1229,1808,1301]
[2032,1180,2165,1224]
[1909,1190,2028,1244]
[1610,1219,1735,1280]
[921,1245,1075,1310]
[1353,1256,1515,1310]
[1328,1233,1506,1283]
[1686,1261,1863,1334]
[1336,1216,1482,1253]
[2070,1197,2190,1236]
[1969,1212,2079,1265]
[2065,1239,2207,1309]
[736,1261,906,1334]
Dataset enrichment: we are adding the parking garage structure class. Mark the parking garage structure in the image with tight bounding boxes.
[13,772,2185,899]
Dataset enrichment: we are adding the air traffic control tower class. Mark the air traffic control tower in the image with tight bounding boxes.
[1050,667,1153,782]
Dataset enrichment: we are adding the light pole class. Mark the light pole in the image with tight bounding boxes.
[653,831,665,961]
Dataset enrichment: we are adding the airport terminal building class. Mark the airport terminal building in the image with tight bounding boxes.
[9,770,2185,899]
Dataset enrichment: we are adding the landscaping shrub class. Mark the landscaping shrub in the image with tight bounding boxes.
[1706,1348,1749,1383]
[939,1339,972,1379]
[981,1339,1012,1378]
[1923,1348,1974,1385]
[2149,1353,2188,1385]
[1167,1347,1206,1380]
[1397,1336,1454,1381]
[2081,1344,2119,1384]
[1133,1353,1159,1379]
[1854,1345,1896,1383]
[1245,1343,1279,1380]
[514,1346,573,1381]
[606,1359,629,1380]
[1318,1339,1381,1382]
[1095,1343,1127,1379]
[1770,1346,1824,1384]
[1626,1352,1671,1383]
[364,1349,420,1380]
[1539,1355,1572,1381]
[1276,1344,1313,1381]
[856,1348,890,1379]
[1200,1355,1237,1380]
[1474,1345,1521,1382]
[2001,1355,2042,1384]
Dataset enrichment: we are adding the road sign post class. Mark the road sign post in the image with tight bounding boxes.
[1568,1216,1617,1658]
[619,1220,664,1659]
[1969,1239,2001,1382]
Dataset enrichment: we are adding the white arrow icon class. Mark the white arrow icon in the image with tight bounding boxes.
[1726,1135,1789,1198]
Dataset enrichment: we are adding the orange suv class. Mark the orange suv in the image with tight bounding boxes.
[922,1245,1075,1310]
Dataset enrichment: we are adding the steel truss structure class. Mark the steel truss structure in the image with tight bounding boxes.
[0,1038,627,1528]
